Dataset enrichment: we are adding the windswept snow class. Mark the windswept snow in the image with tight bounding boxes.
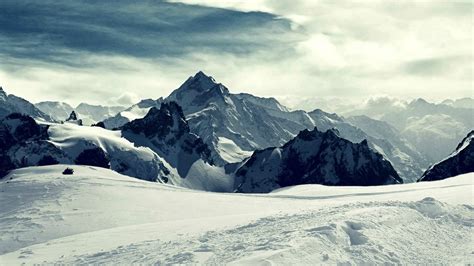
[46,122,170,181]
[47,123,156,161]
[120,106,153,121]
[0,165,472,264]
[217,137,253,163]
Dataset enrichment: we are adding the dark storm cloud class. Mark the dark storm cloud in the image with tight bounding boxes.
[0,0,301,65]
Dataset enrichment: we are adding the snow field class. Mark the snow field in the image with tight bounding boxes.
[0,165,472,264]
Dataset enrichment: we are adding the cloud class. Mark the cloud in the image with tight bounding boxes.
[0,0,472,107]
[167,0,472,101]
[108,92,141,106]
[364,96,408,109]
[0,0,301,62]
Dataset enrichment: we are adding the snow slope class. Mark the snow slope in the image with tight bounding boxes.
[75,103,125,125]
[121,102,233,191]
[0,87,53,122]
[35,101,74,121]
[47,122,171,182]
[0,165,472,264]
[102,98,163,129]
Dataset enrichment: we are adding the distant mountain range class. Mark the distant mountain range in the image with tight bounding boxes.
[0,87,53,122]
[346,97,473,163]
[35,101,125,125]
[1,72,472,192]
[98,72,431,182]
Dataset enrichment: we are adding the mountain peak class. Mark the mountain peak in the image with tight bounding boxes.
[0,87,6,100]
[180,71,218,92]
[122,101,189,138]
[66,111,78,121]
[410,98,430,106]
[194,70,211,79]
[167,71,227,107]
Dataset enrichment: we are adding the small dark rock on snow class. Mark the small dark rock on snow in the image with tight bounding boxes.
[62,168,74,175]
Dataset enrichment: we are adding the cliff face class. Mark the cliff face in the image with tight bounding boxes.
[418,131,474,182]
[235,127,402,193]
[122,102,212,177]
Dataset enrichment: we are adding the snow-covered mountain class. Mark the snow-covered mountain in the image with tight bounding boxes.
[47,121,172,182]
[121,102,232,191]
[418,131,474,182]
[96,72,430,182]
[235,93,290,112]
[277,96,359,114]
[35,101,125,125]
[0,113,70,177]
[441,97,474,109]
[75,103,125,125]
[35,101,75,121]
[36,101,125,125]
[7,72,461,185]
[345,115,430,182]
[301,110,427,182]
[102,98,163,129]
[0,87,53,121]
[235,127,402,193]
[347,98,473,163]
[401,114,470,163]
[165,72,426,182]
[166,71,300,165]
[0,111,172,182]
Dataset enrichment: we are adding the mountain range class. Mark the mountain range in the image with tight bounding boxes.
[1,71,472,192]
[35,101,125,125]
[0,87,53,122]
[99,72,433,182]
[346,97,473,162]
[235,127,402,193]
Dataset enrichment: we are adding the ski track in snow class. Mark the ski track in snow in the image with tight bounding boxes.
[0,166,472,264]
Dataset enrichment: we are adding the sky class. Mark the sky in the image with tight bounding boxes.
[0,0,472,107]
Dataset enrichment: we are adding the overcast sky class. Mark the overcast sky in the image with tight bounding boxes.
[0,0,472,106]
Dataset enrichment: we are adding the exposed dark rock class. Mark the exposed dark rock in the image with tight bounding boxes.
[0,113,68,178]
[75,147,110,168]
[92,121,106,128]
[122,102,188,141]
[37,155,60,166]
[66,111,78,121]
[235,127,402,193]
[418,131,474,182]
[0,154,14,178]
[122,101,213,177]
[63,168,74,175]
[65,111,83,125]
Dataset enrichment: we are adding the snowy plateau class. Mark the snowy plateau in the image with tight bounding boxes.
[0,166,472,264]
[0,72,473,264]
